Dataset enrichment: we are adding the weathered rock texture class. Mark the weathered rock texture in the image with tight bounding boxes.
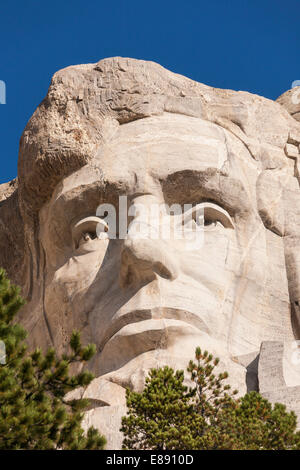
[1,57,300,448]
[258,341,300,420]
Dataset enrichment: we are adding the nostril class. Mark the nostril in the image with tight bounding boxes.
[153,261,177,281]
[119,238,179,288]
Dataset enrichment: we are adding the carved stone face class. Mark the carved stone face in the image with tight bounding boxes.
[38,113,294,391]
[1,56,300,448]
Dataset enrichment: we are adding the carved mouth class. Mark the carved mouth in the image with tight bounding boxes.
[97,316,209,376]
[98,307,210,353]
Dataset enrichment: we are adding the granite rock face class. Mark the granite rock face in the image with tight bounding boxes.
[277,86,300,123]
[1,57,300,448]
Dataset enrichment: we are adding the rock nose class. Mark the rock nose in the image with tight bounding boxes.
[119,237,179,288]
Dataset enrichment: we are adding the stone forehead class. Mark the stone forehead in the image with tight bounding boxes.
[17,57,298,213]
[94,114,233,189]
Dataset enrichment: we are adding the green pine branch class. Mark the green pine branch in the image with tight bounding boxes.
[0,268,106,450]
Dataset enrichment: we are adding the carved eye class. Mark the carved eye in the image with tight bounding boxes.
[72,216,109,248]
[183,203,234,231]
[78,231,97,247]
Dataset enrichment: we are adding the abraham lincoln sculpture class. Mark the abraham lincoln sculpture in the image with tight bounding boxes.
[1,57,300,448]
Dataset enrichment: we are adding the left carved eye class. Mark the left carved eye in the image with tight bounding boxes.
[72,216,109,248]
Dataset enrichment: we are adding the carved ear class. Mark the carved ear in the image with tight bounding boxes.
[0,179,26,290]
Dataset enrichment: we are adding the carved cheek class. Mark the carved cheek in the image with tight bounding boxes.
[178,225,234,281]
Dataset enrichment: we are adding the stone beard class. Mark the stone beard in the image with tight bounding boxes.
[0,57,300,448]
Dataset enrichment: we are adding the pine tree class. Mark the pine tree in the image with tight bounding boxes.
[187,346,238,418]
[213,391,300,450]
[0,268,106,450]
[121,366,203,450]
[121,346,300,450]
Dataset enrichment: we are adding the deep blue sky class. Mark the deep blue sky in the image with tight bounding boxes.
[0,0,299,184]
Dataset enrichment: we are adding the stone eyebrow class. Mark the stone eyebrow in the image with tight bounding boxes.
[46,177,131,236]
[46,182,108,234]
[159,168,250,215]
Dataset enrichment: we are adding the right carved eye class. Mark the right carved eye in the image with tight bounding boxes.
[182,202,234,231]
[72,216,109,248]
